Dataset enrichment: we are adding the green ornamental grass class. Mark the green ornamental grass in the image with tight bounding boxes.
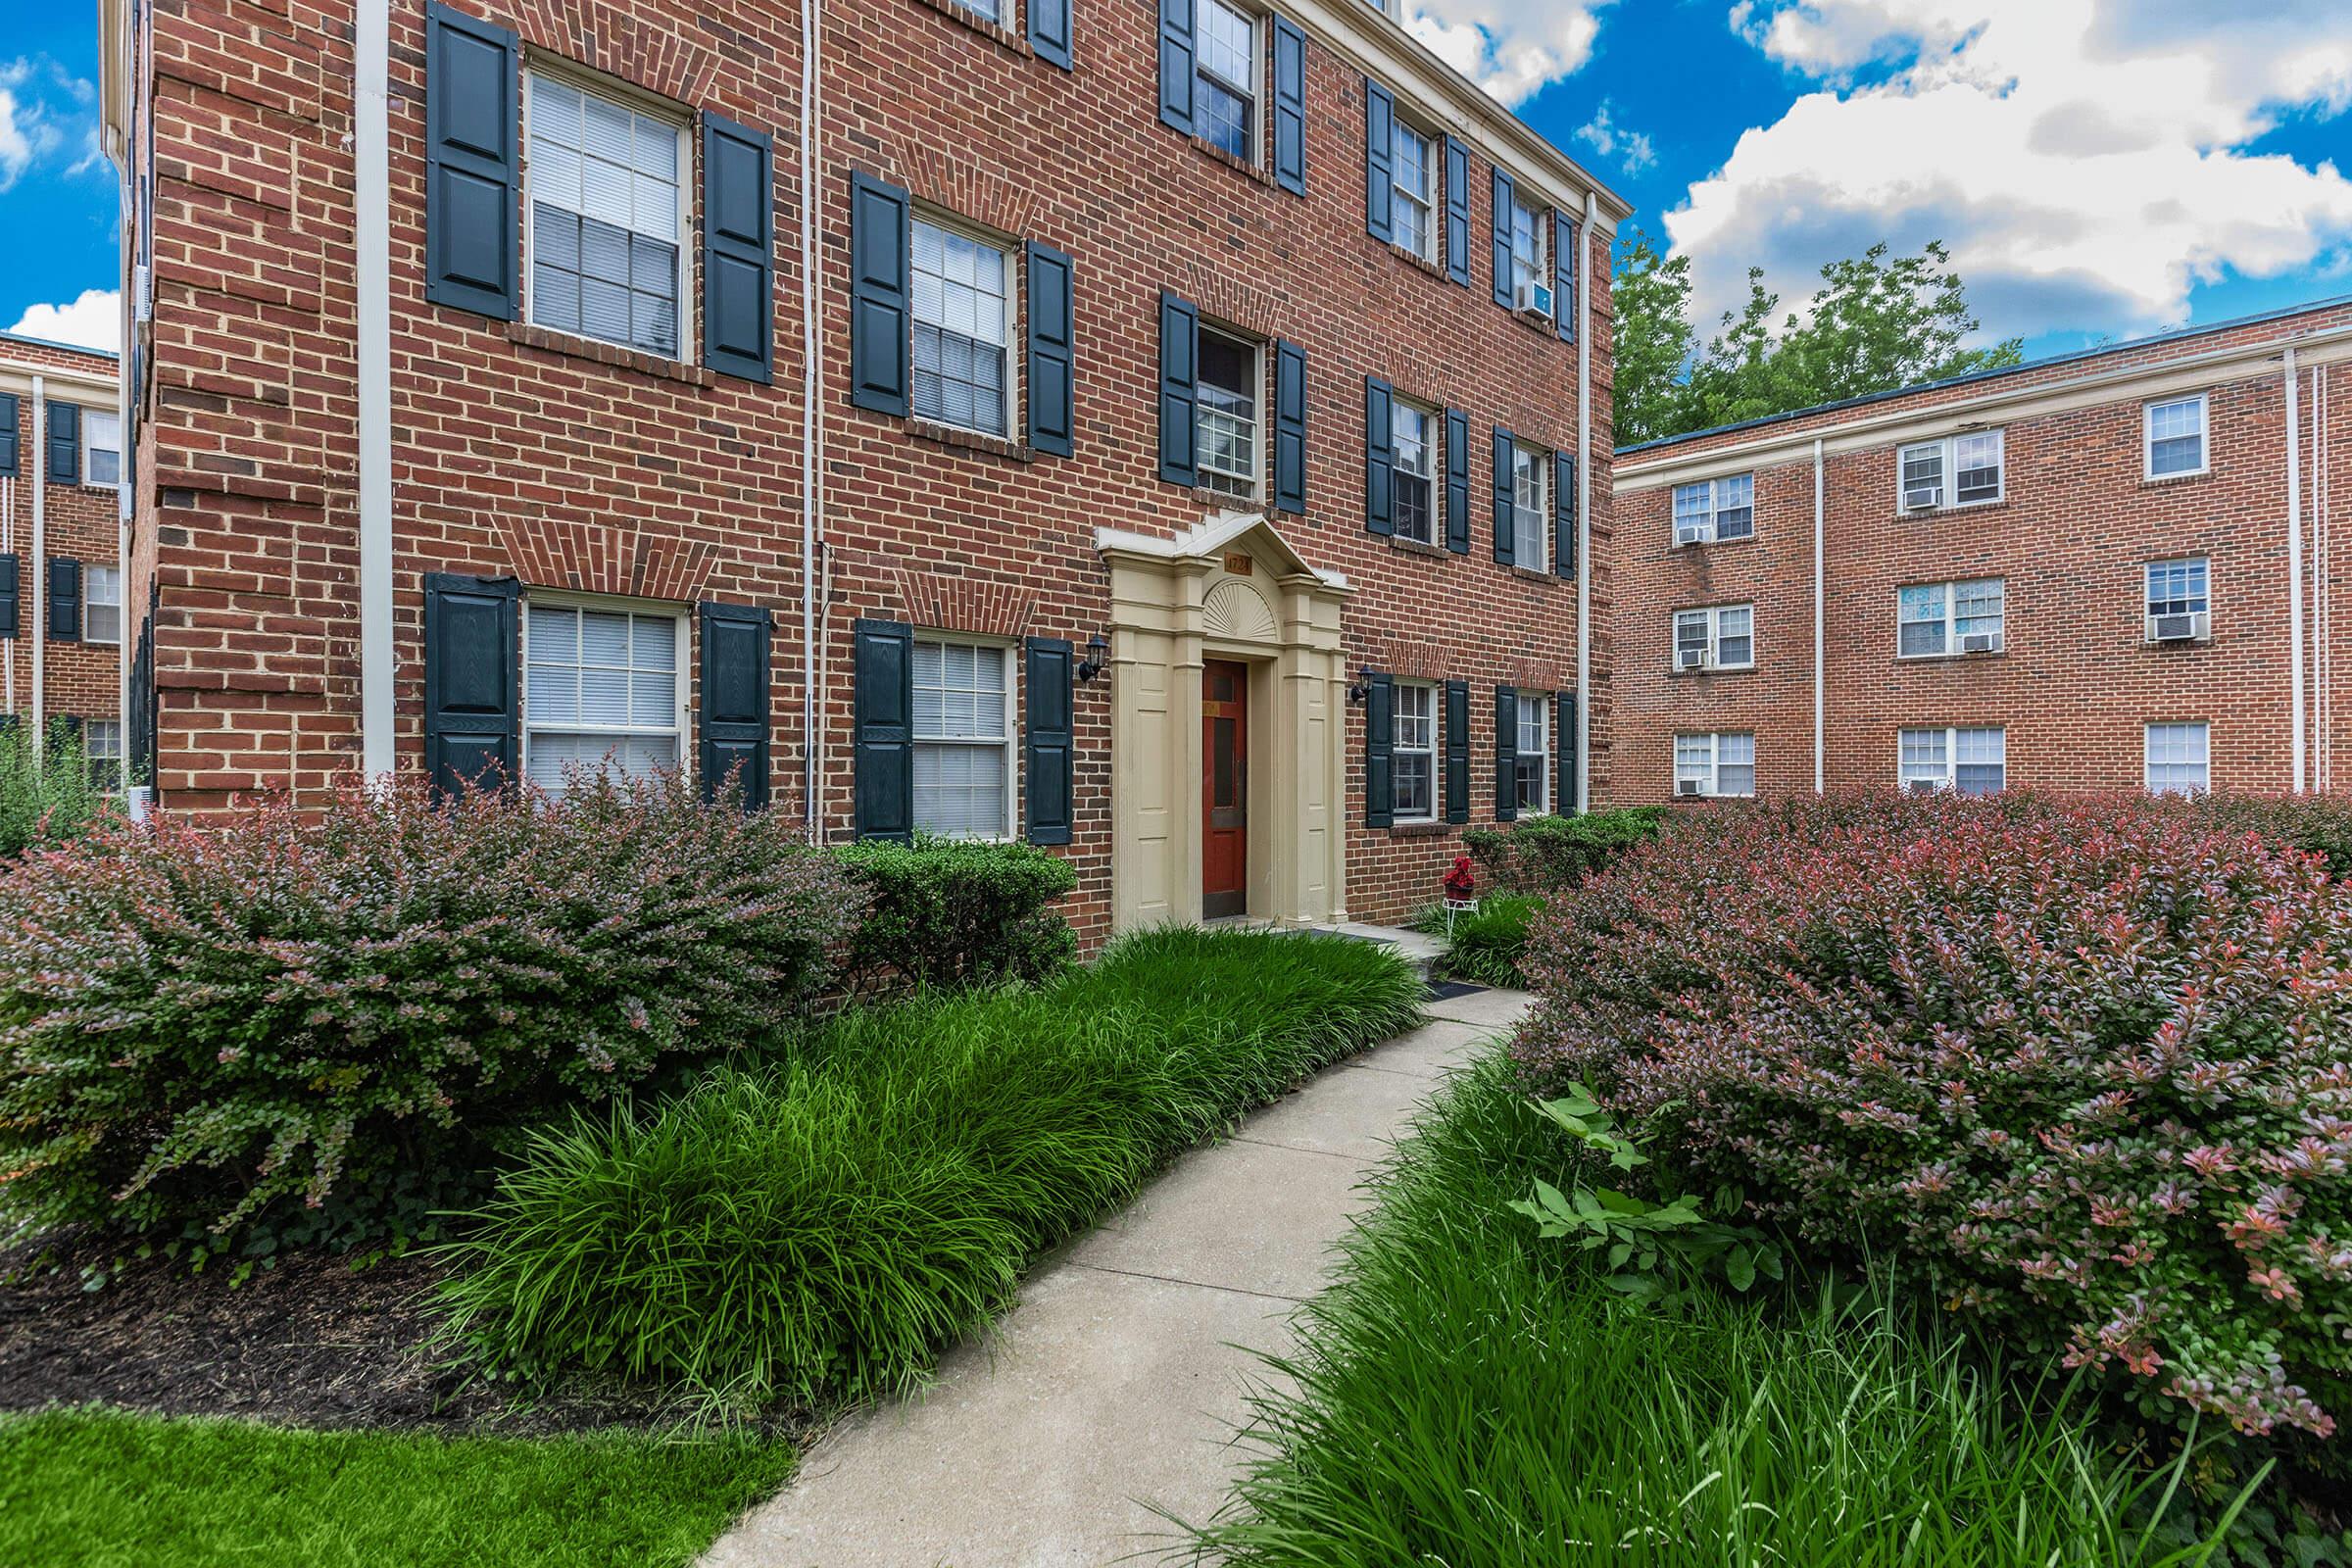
[436,926,1427,1412]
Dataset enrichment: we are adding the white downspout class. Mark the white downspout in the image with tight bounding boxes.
[1574,190,1593,813]
[356,0,394,782]
[29,376,44,757]
[1812,436,1824,794]
[800,0,824,839]
[2287,347,2307,793]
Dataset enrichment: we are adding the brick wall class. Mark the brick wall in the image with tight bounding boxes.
[1612,301,2352,806]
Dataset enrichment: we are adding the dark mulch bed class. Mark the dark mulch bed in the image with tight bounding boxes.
[0,1237,718,1438]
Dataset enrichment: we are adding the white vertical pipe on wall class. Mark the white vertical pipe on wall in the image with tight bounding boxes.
[356,0,394,782]
[1812,436,1824,794]
[30,375,45,757]
[1574,190,1593,812]
[2287,347,2308,793]
[800,0,824,838]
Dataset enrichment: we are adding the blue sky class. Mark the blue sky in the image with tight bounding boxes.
[5,0,2350,362]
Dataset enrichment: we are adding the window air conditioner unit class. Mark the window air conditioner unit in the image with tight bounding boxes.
[1676,778,1704,798]
[2147,612,2208,643]
[1677,647,1709,672]
[1960,631,1999,655]
[1901,487,1939,512]
[1514,279,1554,319]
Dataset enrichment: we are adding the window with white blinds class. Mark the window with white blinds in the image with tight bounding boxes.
[913,638,1013,838]
[84,564,122,645]
[525,74,686,359]
[522,602,683,793]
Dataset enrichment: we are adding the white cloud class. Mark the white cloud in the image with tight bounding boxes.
[1669,0,2352,343]
[1402,0,1607,107]
[7,289,121,353]
[0,55,99,191]
[1574,100,1656,175]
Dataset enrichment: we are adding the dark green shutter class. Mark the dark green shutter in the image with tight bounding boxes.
[1490,167,1515,308]
[1444,679,1468,825]
[1492,424,1514,565]
[1363,671,1393,829]
[1029,0,1073,69]
[1553,211,1577,342]
[0,555,17,639]
[47,559,80,641]
[1273,339,1306,513]
[1158,293,1199,486]
[1027,242,1076,458]
[1363,375,1393,535]
[46,404,78,484]
[1272,18,1305,195]
[1444,407,1469,553]
[0,393,17,475]
[698,601,771,809]
[1157,0,1195,133]
[1556,690,1578,815]
[423,1,519,318]
[1554,452,1577,576]
[421,572,518,798]
[1494,685,1518,821]
[1024,637,1074,845]
[1363,79,1394,242]
[701,113,774,384]
[849,172,911,416]
[853,618,914,843]
[1444,136,1471,285]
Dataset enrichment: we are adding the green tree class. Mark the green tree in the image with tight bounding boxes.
[1613,238,2025,444]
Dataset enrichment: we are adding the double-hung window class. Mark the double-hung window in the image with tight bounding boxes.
[1673,474,1753,544]
[1510,438,1548,570]
[1196,0,1259,163]
[1392,681,1437,821]
[84,718,123,794]
[1899,725,2005,795]
[1197,326,1261,502]
[911,217,1014,437]
[523,599,685,793]
[83,412,122,487]
[913,638,1014,838]
[1898,430,2003,511]
[2145,558,2210,640]
[1675,732,1752,798]
[1672,604,1752,671]
[1503,190,1544,298]
[2145,721,2210,795]
[1514,692,1549,814]
[1393,400,1435,543]
[525,74,686,360]
[1897,578,2004,657]
[1392,119,1435,262]
[84,565,122,645]
[2145,395,2207,478]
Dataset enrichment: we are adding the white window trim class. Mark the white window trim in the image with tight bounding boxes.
[2143,556,2214,641]
[1197,322,1264,503]
[83,564,123,646]
[911,633,1020,842]
[1515,689,1550,816]
[1672,474,1754,546]
[1895,577,2005,661]
[82,411,122,489]
[908,207,1021,441]
[1896,429,2005,513]
[84,718,123,795]
[518,59,694,363]
[1511,437,1548,573]
[1503,187,1547,298]
[2144,721,2211,797]
[1671,603,1753,672]
[518,589,692,790]
[1393,679,1440,823]
[1391,395,1438,544]
[1673,731,1753,799]
[1195,0,1263,168]
[2143,393,2210,481]
[1391,113,1438,264]
[1897,725,2006,795]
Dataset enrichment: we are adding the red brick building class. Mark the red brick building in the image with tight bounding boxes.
[0,332,125,786]
[101,0,1624,935]
[1611,297,2352,805]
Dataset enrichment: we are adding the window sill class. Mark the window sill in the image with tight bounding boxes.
[1669,663,1753,677]
[2142,469,2212,489]
[910,0,1036,58]
[1187,134,1274,188]
[1386,240,1449,282]
[1895,499,2008,521]
[1190,483,1265,511]
[1498,304,1564,341]
[1508,564,1564,585]
[1673,532,1755,550]
[1895,648,2006,663]
[508,321,713,387]
[1389,533,1452,561]
[907,416,1034,463]
[1388,819,1452,838]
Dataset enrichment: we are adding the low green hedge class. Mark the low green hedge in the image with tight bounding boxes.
[831,834,1077,993]
[1417,895,1543,989]
[1461,808,1668,893]
[437,926,1427,1412]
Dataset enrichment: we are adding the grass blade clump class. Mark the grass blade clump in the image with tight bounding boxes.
[437,927,1425,1412]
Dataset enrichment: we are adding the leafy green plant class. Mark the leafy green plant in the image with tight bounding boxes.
[1416,894,1542,988]
[1508,1085,1784,1307]
[1460,807,1666,892]
[832,833,1077,993]
[0,718,112,857]
[435,926,1426,1413]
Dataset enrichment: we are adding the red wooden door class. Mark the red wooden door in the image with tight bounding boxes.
[1202,661,1248,918]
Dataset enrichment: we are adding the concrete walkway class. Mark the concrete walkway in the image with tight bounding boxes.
[701,983,1533,1568]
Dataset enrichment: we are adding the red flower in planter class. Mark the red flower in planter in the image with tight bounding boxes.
[1444,856,1475,901]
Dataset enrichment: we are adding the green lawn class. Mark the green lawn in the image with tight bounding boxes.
[0,1409,793,1568]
